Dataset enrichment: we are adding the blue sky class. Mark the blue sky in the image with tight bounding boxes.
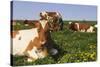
[12,1,97,21]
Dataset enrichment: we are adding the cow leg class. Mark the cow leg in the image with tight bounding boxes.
[26,47,39,62]
[80,29,85,32]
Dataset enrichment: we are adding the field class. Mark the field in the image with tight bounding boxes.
[11,21,97,66]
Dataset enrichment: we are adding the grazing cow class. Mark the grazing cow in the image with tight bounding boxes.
[69,22,95,32]
[23,20,35,26]
[40,11,63,31]
[11,20,58,62]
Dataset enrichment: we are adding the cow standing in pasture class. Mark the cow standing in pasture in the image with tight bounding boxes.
[69,22,95,33]
[40,11,63,31]
[11,19,58,62]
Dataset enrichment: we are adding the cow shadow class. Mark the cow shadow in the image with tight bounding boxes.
[45,38,68,62]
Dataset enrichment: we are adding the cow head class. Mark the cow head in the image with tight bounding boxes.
[40,12,48,20]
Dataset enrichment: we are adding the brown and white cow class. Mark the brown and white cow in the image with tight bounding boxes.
[40,11,63,31]
[23,20,36,26]
[69,22,95,32]
[11,19,58,62]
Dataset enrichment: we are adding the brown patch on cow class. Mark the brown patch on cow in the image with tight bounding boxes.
[25,37,39,51]
[69,22,78,31]
[34,21,42,31]
[78,23,90,31]
[46,12,57,17]
[11,31,19,38]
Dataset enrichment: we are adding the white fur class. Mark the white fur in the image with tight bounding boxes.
[41,11,47,16]
[80,29,85,32]
[37,50,46,59]
[69,22,72,24]
[56,12,62,18]
[75,23,80,31]
[40,20,47,29]
[12,28,38,55]
[27,47,47,62]
[27,58,33,62]
[87,26,94,32]
[94,24,97,28]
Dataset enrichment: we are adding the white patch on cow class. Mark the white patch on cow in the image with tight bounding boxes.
[56,12,60,17]
[37,50,46,59]
[56,12,61,18]
[27,58,33,62]
[69,22,72,24]
[75,23,80,31]
[25,24,29,26]
[41,11,47,16]
[87,26,94,32]
[12,28,39,56]
[94,24,97,28]
[80,29,85,32]
[40,20,47,29]
[50,48,58,55]
[40,41,46,44]
[28,47,47,59]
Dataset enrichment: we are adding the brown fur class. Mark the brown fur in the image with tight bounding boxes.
[78,23,90,31]
[69,22,90,31]
[46,12,57,17]
[11,31,19,38]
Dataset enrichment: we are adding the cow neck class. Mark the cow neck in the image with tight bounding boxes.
[38,24,46,43]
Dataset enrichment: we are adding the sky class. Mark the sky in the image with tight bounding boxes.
[12,1,97,21]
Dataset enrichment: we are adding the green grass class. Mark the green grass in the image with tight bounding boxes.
[11,21,97,66]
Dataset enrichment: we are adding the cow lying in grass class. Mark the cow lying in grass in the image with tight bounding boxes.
[11,19,58,62]
[68,22,95,33]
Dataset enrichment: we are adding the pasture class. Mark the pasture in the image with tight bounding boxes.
[11,20,97,66]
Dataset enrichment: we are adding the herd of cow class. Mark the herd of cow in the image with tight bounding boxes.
[11,12,97,62]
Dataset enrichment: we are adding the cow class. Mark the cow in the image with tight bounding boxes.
[11,19,58,62]
[68,22,95,33]
[40,11,63,31]
[23,20,35,26]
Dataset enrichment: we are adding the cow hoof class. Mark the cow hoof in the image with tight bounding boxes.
[50,48,58,55]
